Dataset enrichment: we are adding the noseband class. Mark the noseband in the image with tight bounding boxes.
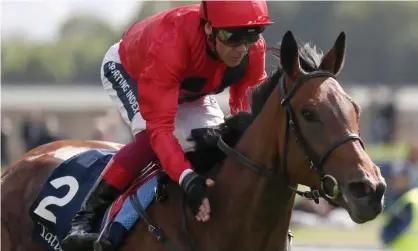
[218,70,364,203]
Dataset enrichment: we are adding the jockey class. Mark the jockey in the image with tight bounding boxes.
[61,1,273,249]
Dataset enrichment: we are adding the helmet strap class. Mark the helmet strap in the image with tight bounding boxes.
[202,1,220,60]
[206,31,219,60]
[202,1,209,21]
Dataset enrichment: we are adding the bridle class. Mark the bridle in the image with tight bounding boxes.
[217,70,364,203]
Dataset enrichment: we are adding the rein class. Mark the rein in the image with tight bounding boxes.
[217,70,364,204]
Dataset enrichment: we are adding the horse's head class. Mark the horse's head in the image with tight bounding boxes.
[272,31,386,223]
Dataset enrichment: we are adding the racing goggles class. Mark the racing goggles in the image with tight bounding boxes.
[215,27,265,47]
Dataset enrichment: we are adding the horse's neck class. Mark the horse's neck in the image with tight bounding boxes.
[213,98,295,250]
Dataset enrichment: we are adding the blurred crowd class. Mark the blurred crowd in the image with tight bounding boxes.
[2,112,63,167]
[0,110,132,167]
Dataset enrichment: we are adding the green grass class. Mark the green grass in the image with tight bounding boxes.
[291,216,384,247]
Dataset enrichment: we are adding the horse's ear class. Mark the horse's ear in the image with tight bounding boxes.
[280,31,302,78]
[320,32,346,75]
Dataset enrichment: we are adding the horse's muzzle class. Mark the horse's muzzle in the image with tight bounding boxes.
[343,179,387,223]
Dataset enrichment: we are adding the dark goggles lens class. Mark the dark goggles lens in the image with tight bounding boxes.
[216,29,260,46]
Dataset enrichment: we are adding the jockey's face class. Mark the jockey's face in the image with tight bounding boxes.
[216,38,248,67]
[215,37,248,67]
[205,23,250,67]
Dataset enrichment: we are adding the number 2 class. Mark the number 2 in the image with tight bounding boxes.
[33,176,79,224]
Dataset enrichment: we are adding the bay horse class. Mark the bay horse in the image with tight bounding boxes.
[1,31,386,251]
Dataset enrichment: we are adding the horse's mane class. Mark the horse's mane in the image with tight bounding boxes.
[251,39,324,117]
[187,38,325,174]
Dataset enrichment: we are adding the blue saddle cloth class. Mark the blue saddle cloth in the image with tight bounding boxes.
[29,149,157,251]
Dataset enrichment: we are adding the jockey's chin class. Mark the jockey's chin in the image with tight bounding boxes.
[224,56,245,67]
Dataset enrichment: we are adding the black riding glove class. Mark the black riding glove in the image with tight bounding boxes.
[180,171,207,216]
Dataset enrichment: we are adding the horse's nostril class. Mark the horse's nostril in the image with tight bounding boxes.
[374,182,386,201]
[348,181,375,198]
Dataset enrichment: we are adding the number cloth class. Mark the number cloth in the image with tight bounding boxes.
[29,149,157,251]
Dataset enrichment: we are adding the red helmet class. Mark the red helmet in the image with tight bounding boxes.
[199,1,273,28]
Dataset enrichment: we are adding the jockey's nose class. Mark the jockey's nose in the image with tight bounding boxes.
[235,43,248,54]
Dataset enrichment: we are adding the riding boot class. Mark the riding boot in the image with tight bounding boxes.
[61,176,121,251]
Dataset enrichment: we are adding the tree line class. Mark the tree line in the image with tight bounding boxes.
[2,1,417,85]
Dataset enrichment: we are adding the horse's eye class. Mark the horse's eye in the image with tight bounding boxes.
[300,108,318,122]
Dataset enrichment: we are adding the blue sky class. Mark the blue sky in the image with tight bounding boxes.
[2,0,140,41]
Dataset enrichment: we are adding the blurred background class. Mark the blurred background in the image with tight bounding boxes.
[1,1,418,251]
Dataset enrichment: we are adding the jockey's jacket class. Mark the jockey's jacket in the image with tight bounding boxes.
[118,4,267,182]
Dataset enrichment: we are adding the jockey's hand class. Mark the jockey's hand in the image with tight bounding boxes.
[180,171,215,222]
